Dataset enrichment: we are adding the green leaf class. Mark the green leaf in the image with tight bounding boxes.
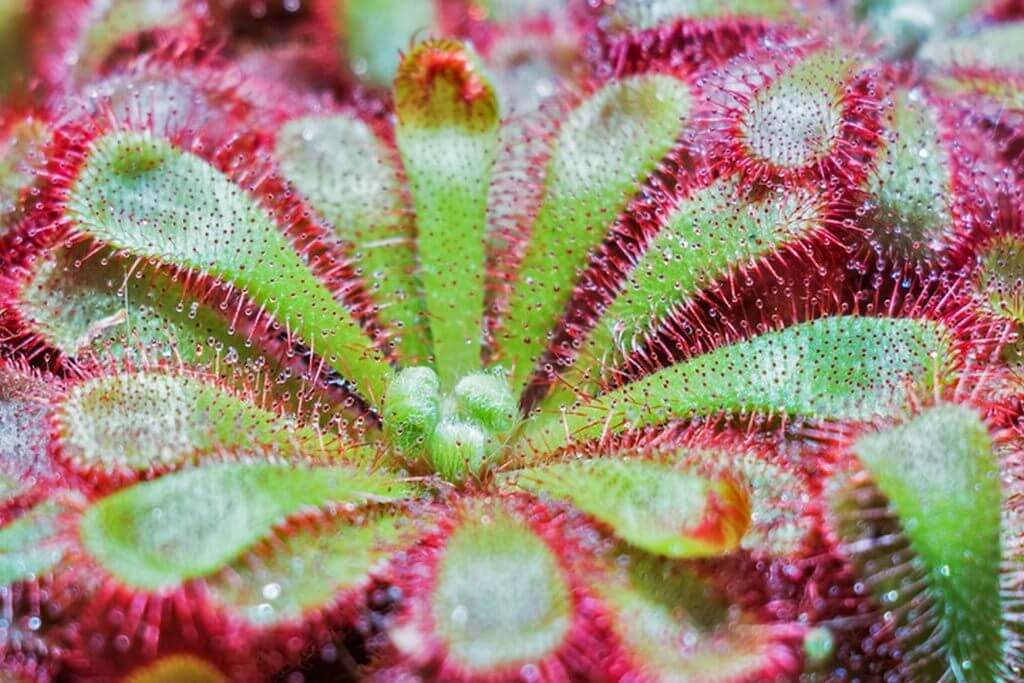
[0,368,53,501]
[920,20,1024,72]
[593,551,790,681]
[19,242,242,361]
[602,0,797,31]
[0,117,47,236]
[840,404,1005,681]
[332,0,438,88]
[520,316,954,456]
[545,179,828,409]
[66,131,393,407]
[395,40,500,388]
[0,500,70,585]
[274,114,430,364]
[204,512,407,627]
[72,0,192,82]
[863,88,953,257]
[383,366,517,481]
[499,73,692,395]
[55,370,328,475]
[79,461,414,591]
[975,236,1024,324]
[406,504,573,671]
[739,49,852,171]
[383,366,442,456]
[854,0,981,56]
[513,459,749,558]
[930,72,1024,110]
[669,447,814,557]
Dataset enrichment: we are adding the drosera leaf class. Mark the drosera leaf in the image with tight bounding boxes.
[833,404,1005,681]
[591,551,799,681]
[383,365,519,482]
[852,0,980,57]
[273,113,430,365]
[975,235,1024,325]
[391,503,574,674]
[65,130,394,408]
[18,241,248,363]
[328,0,439,89]
[735,48,856,175]
[0,498,73,585]
[433,509,570,669]
[204,510,409,629]
[394,39,500,388]
[0,364,56,499]
[592,437,817,558]
[65,0,196,83]
[601,0,798,32]
[512,459,749,558]
[78,460,415,591]
[519,316,955,457]
[499,73,692,396]
[673,447,814,558]
[862,88,954,259]
[53,369,332,480]
[920,20,1024,73]
[544,179,830,410]
[0,116,48,237]
[12,242,344,427]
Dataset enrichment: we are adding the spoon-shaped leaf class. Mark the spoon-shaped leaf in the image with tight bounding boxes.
[395,40,501,388]
[79,460,414,591]
[499,73,692,395]
[520,316,953,457]
[66,131,393,407]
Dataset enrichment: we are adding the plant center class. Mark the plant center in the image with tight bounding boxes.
[383,366,519,482]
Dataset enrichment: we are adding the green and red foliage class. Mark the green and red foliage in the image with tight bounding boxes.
[1,0,1024,680]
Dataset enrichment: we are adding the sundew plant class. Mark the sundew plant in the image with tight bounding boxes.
[2,0,1024,681]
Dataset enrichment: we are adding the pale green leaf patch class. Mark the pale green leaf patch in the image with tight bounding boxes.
[0,499,72,585]
[395,40,500,388]
[603,0,797,32]
[863,88,953,258]
[416,505,573,671]
[512,459,749,558]
[274,114,430,365]
[521,316,954,456]
[840,404,1005,681]
[920,21,1024,73]
[66,131,393,407]
[500,73,692,395]
[79,461,415,591]
[332,0,438,88]
[205,512,409,627]
[55,370,328,475]
[594,552,787,682]
[544,179,828,410]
